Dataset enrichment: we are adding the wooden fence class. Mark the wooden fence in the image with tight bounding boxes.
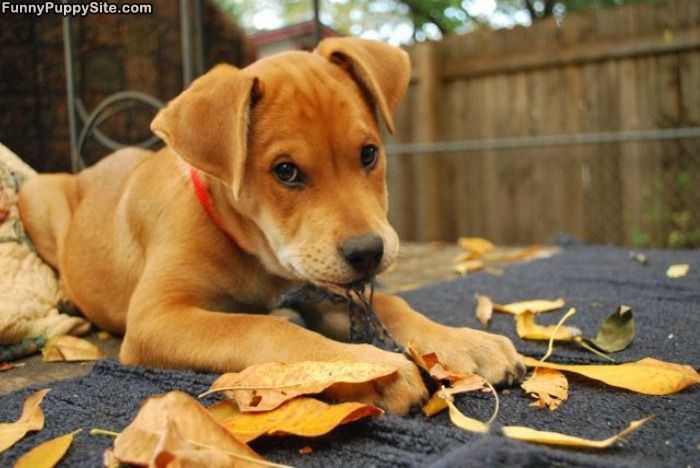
[386,0,700,247]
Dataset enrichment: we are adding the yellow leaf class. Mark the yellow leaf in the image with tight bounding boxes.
[42,336,105,362]
[441,394,488,433]
[521,368,568,411]
[493,298,565,315]
[458,237,495,256]
[14,430,80,468]
[666,264,689,278]
[208,397,382,442]
[522,356,700,395]
[516,310,581,341]
[202,361,397,412]
[454,259,484,275]
[475,294,493,328]
[112,391,274,467]
[0,388,50,453]
[502,417,652,449]
[422,393,448,417]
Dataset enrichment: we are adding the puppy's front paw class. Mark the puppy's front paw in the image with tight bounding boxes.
[417,326,526,386]
[325,344,428,415]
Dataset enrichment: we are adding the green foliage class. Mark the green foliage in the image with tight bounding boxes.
[215,0,661,43]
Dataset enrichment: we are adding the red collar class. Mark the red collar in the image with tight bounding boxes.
[190,168,234,242]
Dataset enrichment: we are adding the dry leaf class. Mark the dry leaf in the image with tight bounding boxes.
[42,336,105,362]
[458,237,495,256]
[666,264,689,278]
[502,417,652,449]
[493,298,565,315]
[588,305,635,353]
[422,393,448,417]
[407,346,485,388]
[112,391,267,467]
[150,417,239,468]
[454,259,484,275]
[208,397,382,442]
[14,429,80,468]
[522,356,700,395]
[298,446,313,455]
[0,388,50,453]
[203,361,397,412]
[521,368,568,411]
[475,294,493,328]
[516,310,581,341]
[0,362,20,372]
[442,395,488,433]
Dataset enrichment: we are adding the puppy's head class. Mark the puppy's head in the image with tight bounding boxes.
[151,38,410,287]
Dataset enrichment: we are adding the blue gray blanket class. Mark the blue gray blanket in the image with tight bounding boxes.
[1,245,698,467]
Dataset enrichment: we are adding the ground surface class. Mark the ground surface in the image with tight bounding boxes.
[0,242,461,394]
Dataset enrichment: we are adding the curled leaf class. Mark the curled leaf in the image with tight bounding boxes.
[522,356,700,395]
[208,397,382,442]
[407,345,486,390]
[0,388,50,453]
[666,264,689,278]
[440,393,488,433]
[42,336,105,362]
[588,305,635,353]
[521,368,568,411]
[112,391,268,467]
[202,361,397,412]
[516,310,581,341]
[493,298,565,315]
[475,294,493,328]
[502,417,652,449]
[14,429,80,468]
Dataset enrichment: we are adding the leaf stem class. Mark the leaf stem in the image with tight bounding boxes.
[540,308,576,362]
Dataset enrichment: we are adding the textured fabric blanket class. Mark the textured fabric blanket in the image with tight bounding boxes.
[0,143,89,357]
[1,245,698,467]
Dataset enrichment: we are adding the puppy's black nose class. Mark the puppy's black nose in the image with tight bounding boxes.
[340,234,384,276]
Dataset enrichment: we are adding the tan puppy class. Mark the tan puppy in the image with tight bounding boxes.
[19,38,524,414]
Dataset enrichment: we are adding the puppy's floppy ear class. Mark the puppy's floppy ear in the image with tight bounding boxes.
[315,37,410,134]
[151,64,258,198]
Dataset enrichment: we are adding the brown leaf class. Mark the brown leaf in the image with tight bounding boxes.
[521,368,568,411]
[203,361,396,412]
[493,298,565,315]
[515,310,581,341]
[0,388,50,453]
[208,397,382,442]
[14,429,79,468]
[0,362,20,372]
[151,417,237,468]
[112,391,267,467]
[522,356,700,395]
[42,336,105,362]
[474,294,493,328]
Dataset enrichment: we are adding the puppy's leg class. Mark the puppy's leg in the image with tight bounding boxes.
[121,274,427,414]
[18,174,79,268]
[371,294,526,385]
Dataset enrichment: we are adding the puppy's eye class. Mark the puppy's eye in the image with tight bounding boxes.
[273,162,303,186]
[360,144,378,170]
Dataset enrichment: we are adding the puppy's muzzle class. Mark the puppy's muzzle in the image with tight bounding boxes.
[340,233,384,278]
